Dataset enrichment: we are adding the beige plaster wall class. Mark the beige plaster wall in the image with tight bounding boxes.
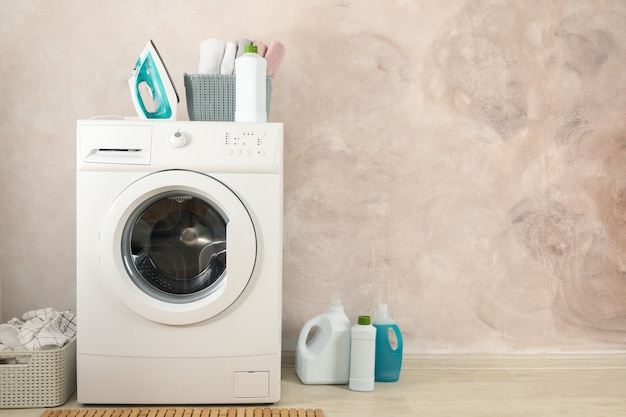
[1,0,625,353]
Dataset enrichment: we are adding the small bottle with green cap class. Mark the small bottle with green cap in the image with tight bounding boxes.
[349,315,377,391]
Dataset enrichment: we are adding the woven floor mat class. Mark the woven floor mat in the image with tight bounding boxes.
[41,408,324,417]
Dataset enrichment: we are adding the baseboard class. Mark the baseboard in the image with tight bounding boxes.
[282,351,626,370]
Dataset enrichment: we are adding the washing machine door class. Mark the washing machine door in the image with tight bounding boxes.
[99,170,256,325]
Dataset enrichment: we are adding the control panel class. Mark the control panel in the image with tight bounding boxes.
[77,120,282,171]
[159,124,278,162]
[223,129,267,157]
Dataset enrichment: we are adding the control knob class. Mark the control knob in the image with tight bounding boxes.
[169,130,190,148]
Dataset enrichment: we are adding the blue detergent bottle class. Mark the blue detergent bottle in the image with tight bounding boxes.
[373,303,403,382]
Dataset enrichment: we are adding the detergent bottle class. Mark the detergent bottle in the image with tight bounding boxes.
[373,304,403,382]
[348,315,377,392]
[235,44,267,122]
[295,299,352,384]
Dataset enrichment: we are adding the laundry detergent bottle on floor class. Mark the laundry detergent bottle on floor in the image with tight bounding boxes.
[295,299,351,384]
[373,303,403,382]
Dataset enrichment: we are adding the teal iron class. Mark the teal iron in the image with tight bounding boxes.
[129,40,179,120]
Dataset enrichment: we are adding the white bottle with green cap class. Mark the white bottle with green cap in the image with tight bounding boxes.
[349,315,377,392]
[235,44,267,122]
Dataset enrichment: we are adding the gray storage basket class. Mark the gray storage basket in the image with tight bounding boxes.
[0,337,76,408]
[184,74,272,121]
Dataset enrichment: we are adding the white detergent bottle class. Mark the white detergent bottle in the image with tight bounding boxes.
[235,44,267,122]
[295,299,352,384]
[349,315,377,392]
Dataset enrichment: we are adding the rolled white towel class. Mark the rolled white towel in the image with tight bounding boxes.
[197,38,226,74]
[220,41,237,75]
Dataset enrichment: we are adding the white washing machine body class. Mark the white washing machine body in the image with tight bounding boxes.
[76,119,283,404]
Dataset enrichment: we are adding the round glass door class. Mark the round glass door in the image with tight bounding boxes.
[122,191,227,303]
[99,170,257,325]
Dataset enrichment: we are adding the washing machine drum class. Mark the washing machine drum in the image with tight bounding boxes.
[99,171,257,325]
[124,193,227,301]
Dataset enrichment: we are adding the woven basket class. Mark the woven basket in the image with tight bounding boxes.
[0,337,76,408]
[184,74,272,121]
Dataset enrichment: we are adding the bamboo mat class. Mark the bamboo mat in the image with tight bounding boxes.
[41,408,324,417]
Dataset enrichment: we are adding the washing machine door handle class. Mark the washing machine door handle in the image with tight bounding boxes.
[98,170,257,325]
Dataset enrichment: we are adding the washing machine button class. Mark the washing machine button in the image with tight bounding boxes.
[169,130,190,148]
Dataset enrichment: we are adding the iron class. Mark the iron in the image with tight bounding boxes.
[129,40,179,120]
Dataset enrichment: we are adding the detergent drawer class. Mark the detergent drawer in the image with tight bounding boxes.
[77,124,152,165]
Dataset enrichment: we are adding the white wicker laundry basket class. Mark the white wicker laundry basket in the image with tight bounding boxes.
[0,337,76,408]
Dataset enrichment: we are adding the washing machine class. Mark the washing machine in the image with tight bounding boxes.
[76,119,283,404]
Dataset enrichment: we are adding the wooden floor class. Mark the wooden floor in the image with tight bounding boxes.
[4,354,626,417]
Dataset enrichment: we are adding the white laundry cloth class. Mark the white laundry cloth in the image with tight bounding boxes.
[197,38,226,74]
[220,41,237,75]
[0,308,76,364]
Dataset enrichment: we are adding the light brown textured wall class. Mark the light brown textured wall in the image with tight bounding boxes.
[1,1,625,353]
